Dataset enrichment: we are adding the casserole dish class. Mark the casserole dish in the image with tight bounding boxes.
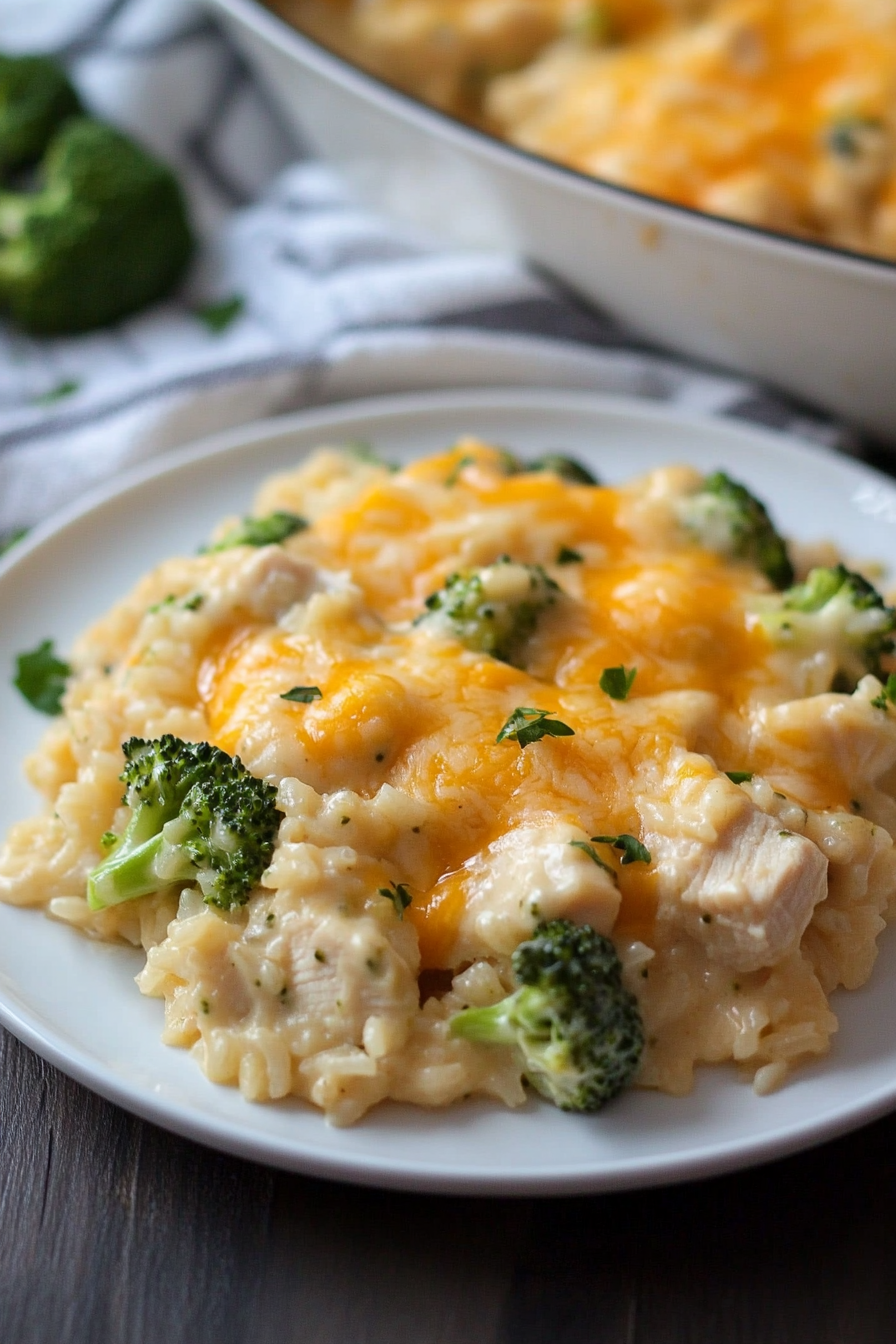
[206,0,896,440]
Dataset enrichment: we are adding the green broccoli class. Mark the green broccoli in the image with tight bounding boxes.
[416,558,559,665]
[759,564,896,690]
[527,454,598,485]
[450,919,643,1112]
[87,735,281,912]
[0,53,81,173]
[202,510,308,552]
[0,116,193,334]
[676,470,793,589]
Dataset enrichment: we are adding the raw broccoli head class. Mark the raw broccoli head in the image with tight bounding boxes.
[0,53,81,173]
[450,919,644,1112]
[0,116,193,333]
[677,470,793,589]
[416,558,559,666]
[87,735,281,913]
[760,563,896,690]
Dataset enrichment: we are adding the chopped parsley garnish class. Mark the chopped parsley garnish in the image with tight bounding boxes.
[13,638,71,715]
[378,881,413,919]
[871,673,896,710]
[33,378,80,406]
[0,527,28,557]
[445,455,475,487]
[591,834,651,865]
[343,440,398,471]
[149,592,204,614]
[281,686,322,703]
[827,115,884,160]
[100,831,118,850]
[556,546,584,565]
[194,293,245,333]
[568,840,615,875]
[496,706,575,748]
[599,665,637,700]
[725,771,754,784]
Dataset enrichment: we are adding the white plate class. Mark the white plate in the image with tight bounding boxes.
[4,387,896,1196]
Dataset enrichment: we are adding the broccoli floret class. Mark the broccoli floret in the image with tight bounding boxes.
[450,919,643,1112]
[87,735,281,912]
[416,558,559,665]
[676,470,793,589]
[0,53,81,173]
[527,454,598,485]
[759,564,896,690]
[203,511,307,552]
[0,117,193,334]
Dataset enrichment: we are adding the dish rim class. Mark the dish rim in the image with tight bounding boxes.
[210,0,896,281]
[5,385,896,1195]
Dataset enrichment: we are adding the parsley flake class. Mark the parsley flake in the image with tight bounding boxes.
[33,378,80,406]
[194,294,245,333]
[378,882,413,919]
[599,665,637,700]
[280,686,322,703]
[725,771,754,784]
[445,455,475,487]
[557,546,584,565]
[568,840,615,875]
[496,706,575,748]
[343,440,398,471]
[591,834,651,865]
[0,527,28,557]
[871,673,896,710]
[14,639,71,715]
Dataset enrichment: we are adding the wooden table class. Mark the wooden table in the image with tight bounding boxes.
[3,1019,895,1343]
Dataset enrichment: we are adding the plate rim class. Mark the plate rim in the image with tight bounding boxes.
[4,384,896,1195]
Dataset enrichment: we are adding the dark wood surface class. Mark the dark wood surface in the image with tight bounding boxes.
[3,1022,896,1343]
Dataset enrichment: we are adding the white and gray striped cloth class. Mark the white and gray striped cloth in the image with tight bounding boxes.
[0,0,851,535]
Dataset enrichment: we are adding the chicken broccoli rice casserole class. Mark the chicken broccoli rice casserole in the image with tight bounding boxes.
[4,439,896,1126]
[268,0,896,259]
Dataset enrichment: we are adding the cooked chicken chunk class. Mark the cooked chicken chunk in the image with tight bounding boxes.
[750,677,896,804]
[638,750,828,971]
[205,545,318,624]
[452,822,621,962]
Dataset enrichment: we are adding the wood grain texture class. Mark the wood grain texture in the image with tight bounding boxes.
[4,1019,896,1344]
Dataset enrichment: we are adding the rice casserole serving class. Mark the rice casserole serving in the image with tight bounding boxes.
[4,439,896,1125]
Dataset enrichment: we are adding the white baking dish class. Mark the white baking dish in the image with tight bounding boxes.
[206,0,896,441]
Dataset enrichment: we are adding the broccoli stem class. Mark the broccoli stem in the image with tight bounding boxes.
[450,987,553,1046]
[87,831,194,909]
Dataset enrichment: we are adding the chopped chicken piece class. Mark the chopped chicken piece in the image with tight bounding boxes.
[638,750,828,971]
[751,678,896,803]
[452,822,621,962]
[206,546,318,624]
